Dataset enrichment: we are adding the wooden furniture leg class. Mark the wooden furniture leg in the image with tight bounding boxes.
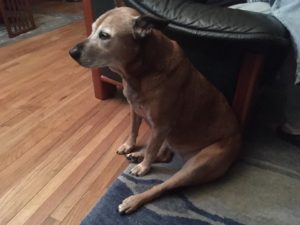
[92,69,116,100]
[0,0,36,38]
[233,53,264,128]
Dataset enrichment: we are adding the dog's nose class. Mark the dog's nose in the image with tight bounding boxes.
[69,43,84,61]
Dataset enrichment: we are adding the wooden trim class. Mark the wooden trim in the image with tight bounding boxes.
[232,53,264,128]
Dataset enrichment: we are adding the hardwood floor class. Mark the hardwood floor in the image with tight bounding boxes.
[0,21,147,225]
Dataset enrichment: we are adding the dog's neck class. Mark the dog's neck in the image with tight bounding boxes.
[109,30,179,92]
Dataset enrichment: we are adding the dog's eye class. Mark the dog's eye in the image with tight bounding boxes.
[98,31,111,40]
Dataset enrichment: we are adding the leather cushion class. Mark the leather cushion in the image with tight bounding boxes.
[124,0,289,48]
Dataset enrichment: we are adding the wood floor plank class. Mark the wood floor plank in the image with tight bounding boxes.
[0,15,141,225]
[0,101,109,195]
[0,106,129,225]
[7,110,130,225]
[0,62,85,108]
[23,115,131,225]
[51,122,149,222]
[0,76,92,147]
[0,99,122,193]
[40,217,60,225]
[0,86,94,169]
[59,159,128,225]
[59,125,150,225]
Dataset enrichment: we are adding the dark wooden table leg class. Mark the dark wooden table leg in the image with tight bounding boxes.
[232,53,265,128]
[92,69,116,100]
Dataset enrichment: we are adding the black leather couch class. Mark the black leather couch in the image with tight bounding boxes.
[83,0,290,126]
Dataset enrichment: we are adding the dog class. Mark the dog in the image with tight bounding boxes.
[69,7,241,215]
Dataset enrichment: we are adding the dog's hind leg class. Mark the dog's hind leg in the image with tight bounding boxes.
[118,134,240,214]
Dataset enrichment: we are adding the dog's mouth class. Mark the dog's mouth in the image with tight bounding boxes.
[77,59,95,68]
[69,45,107,69]
[69,49,94,68]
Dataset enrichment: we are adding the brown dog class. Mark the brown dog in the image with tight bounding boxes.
[69,7,241,214]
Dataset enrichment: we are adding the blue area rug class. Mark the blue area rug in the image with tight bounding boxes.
[81,153,300,225]
[81,171,244,225]
[81,85,300,225]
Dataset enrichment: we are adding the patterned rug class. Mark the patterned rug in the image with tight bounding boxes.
[80,86,300,225]
[80,152,300,225]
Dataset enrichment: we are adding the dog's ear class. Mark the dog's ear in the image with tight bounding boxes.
[133,15,169,39]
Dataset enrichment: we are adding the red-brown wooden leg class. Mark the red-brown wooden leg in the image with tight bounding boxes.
[92,69,116,100]
[233,53,265,128]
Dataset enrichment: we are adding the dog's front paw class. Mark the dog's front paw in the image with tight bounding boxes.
[126,151,144,164]
[118,194,143,214]
[116,143,134,155]
[129,163,150,176]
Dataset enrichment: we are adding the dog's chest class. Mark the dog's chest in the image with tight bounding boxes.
[129,99,152,124]
[123,81,153,124]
